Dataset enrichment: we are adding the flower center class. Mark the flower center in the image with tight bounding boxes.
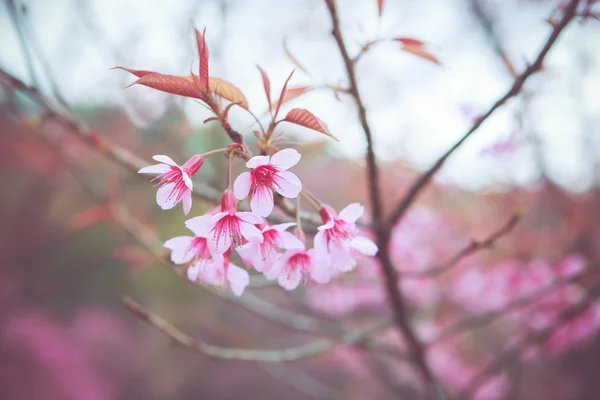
[212,214,242,248]
[288,252,310,273]
[326,219,355,242]
[251,164,279,188]
[188,237,210,260]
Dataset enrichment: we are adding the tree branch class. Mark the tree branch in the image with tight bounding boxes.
[123,296,389,362]
[388,0,581,230]
[323,1,442,397]
[402,213,520,279]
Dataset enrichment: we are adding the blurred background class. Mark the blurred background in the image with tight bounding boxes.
[1,0,599,399]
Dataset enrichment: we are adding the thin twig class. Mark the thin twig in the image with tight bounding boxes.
[459,288,600,399]
[123,296,389,362]
[323,1,442,397]
[431,266,599,344]
[402,213,521,279]
[388,0,581,230]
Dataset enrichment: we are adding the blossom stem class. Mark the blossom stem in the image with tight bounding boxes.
[202,147,229,158]
[226,151,233,190]
[299,190,320,211]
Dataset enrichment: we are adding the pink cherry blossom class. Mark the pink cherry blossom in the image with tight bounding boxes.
[236,222,303,273]
[188,250,250,297]
[138,154,204,215]
[195,190,263,254]
[312,203,378,282]
[163,214,213,266]
[233,148,302,217]
[266,242,316,291]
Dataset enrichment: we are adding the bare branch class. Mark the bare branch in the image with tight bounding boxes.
[402,213,520,279]
[459,288,600,398]
[123,296,389,362]
[323,0,442,397]
[388,0,581,230]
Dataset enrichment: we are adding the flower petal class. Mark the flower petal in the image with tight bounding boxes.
[185,214,215,237]
[156,183,179,210]
[233,171,252,199]
[271,222,296,232]
[227,263,250,296]
[152,155,178,166]
[339,203,364,224]
[279,231,304,250]
[239,221,263,243]
[350,236,378,256]
[270,148,301,170]
[164,236,194,264]
[237,212,263,225]
[138,164,170,174]
[182,171,193,189]
[278,267,302,291]
[187,262,200,281]
[182,189,192,215]
[250,186,274,217]
[273,171,302,198]
[246,155,270,169]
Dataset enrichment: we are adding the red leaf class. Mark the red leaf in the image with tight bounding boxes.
[283,108,339,142]
[195,28,210,90]
[377,0,385,16]
[69,205,112,231]
[274,70,295,118]
[209,77,249,109]
[112,66,158,78]
[283,38,310,75]
[257,65,272,113]
[127,74,204,99]
[393,38,439,65]
[269,86,312,111]
[393,37,425,47]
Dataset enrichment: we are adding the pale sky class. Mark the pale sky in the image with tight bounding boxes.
[1,0,599,192]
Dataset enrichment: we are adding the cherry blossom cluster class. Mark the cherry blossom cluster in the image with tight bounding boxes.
[138,148,378,296]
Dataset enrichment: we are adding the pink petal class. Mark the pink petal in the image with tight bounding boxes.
[164,236,194,264]
[156,183,179,210]
[271,222,296,232]
[273,171,302,198]
[236,241,260,268]
[237,212,263,225]
[152,155,178,166]
[227,264,250,296]
[182,190,192,215]
[265,253,288,280]
[208,216,233,254]
[233,171,252,199]
[339,203,364,224]
[239,221,263,243]
[278,267,302,291]
[269,148,301,170]
[350,236,378,256]
[198,258,223,285]
[185,214,214,237]
[182,170,193,189]
[138,164,170,174]
[313,231,328,255]
[279,231,304,250]
[250,186,274,217]
[310,250,333,284]
[187,263,200,281]
[246,155,270,169]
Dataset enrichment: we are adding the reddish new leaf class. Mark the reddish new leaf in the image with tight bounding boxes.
[68,205,112,231]
[283,108,339,142]
[127,74,204,99]
[257,66,272,113]
[393,38,439,65]
[112,66,158,78]
[195,28,209,90]
[377,0,385,16]
[274,69,295,118]
[209,77,249,109]
[269,86,312,111]
[283,38,310,75]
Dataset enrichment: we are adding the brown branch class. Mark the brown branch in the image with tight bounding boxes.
[323,1,442,397]
[403,213,520,279]
[123,296,389,362]
[388,0,581,230]
[431,267,599,345]
[459,288,600,399]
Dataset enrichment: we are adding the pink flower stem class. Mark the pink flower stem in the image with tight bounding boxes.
[202,148,229,158]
